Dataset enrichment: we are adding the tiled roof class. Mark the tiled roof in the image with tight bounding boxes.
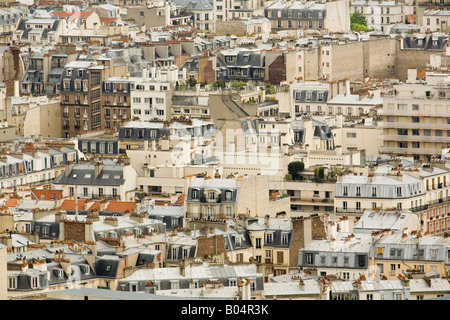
[4,198,18,208]
[60,199,86,210]
[87,201,101,212]
[104,201,135,213]
[31,189,63,201]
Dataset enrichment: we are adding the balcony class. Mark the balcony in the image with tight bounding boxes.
[379,146,444,155]
[378,121,450,130]
[380,134,450,143]
[410,204,428,212]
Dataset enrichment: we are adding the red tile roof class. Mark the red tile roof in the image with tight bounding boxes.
[31,189,63,201]
[174,194,185,205]
[99,17,116,25]
[60,199,86,210]
[4,198,18,208]
[87,201,101,212]
[104,201,135,213]
[51,11,92,20]
[51,11,73,18]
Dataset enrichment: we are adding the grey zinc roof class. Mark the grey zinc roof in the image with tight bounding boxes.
[409,278,450,293]
[327,94,383,106]
[52,162,125,186]
[46,288,189,300]
[264,280,321,297]
[189,177,237,189]
[353,210,418,233]
[138,205,184,217]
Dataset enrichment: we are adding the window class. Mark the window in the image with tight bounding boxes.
[31,276,39,289]
[282,234,288,245]
[306,253,314,265]
[255,238,261,249]
[208,191,215,200]
[343,186,348,196]
[366,294,373,300]
[205,206,214,218]
[356,187,361,196]
[266,233,273,244]
[192,189,199,200]
[356,202,361,211]
[8,277,17,289]
[396,187,402,197]
[226,206,232,217]
[372,187,377,197]
[358,255,366,267]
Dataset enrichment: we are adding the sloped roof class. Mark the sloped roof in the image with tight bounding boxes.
[32,189,63,201]
[4,198,18,208]
[60,199,86,211]
[104,201,135,213]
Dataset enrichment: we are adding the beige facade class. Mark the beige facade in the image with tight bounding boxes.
[331,124,383,157]
[124,5,171,29]
[422,10,450,33]
[23,98,62,138]
[379,72,450,161]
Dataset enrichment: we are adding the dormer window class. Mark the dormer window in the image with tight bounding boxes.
[80,264,90,275]
[54,268,64,279]
[208,191,215,200]
[266,233,273,244]
[192,189,199,200]
[225,190,232,200]
[235,235,241,247]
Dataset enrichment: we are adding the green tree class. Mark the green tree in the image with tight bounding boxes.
[187,77,197,87]
[288,161,305,180]
[312,167,325,183]
[350,12,370,32]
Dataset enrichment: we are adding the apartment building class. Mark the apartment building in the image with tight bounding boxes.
[413,0,449,27]
[297,36,397,82]
[52,160,137,201]
[291,82,329,116]
[334,167,427,217]
[372,232,448,280]
[0,141,78,190]
[264,0,350,34]
[213,0,261,22]
[422,10,450,33]
[298,232,372,280]
[326,93,382,117]
[21,51,76,97]
[0,8,24,44]
[60,58,127,138]
[130,67,178,122]
[14,10,64,44]
[77,130,119,158]
[350,0,412,33]
[102,76,132,130]
[330,120,383,157]
[185,175,290,224]
[379,71,450,161]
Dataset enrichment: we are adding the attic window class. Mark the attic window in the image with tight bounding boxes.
[106,266,111,272]
[72,174,77,178]
[80,264,90,274]
[84,173,92,179]
[266,233,273,244]
[114,175,121,179]
[54,268,64,279]
[102,174,110,179]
